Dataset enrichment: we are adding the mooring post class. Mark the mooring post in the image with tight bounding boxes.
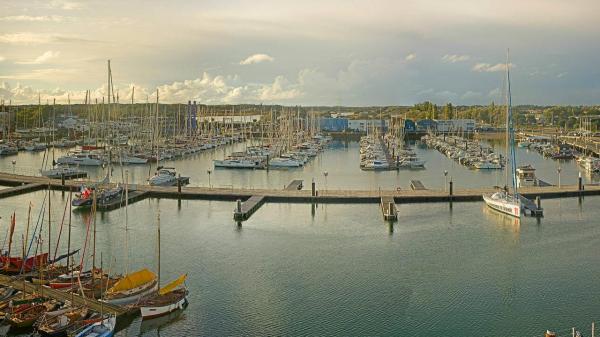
[61,173,65,186]
[177,174,181,193]
[266,154,270,172]
[592,321,595,337]
[311,178,316,197]
[536,196,541,210]
[236,199,242,213]
[449,178,453,199]
[578,172,583,192]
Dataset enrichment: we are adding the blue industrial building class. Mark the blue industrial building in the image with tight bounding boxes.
[416,119,437,131]
[404,119,416,132]
[320,118,348,132]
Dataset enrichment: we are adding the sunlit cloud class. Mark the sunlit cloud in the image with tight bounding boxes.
[0,15,66,22]
[472,62,515,72]
[15,51,61,65]
[442,54,470,63]
[405,53,416,61]
[49,0,83,10]
[239,53,274,65]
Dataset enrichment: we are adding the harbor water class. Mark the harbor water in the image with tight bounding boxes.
[0,141,599,336]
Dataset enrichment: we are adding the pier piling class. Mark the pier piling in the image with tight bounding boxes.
[61,173,65,186]
[177,174,182,193]
[578,172,583,192]
[312,179,316,197]
[536,196,541,210]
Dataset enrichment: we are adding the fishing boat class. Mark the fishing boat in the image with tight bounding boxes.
[73,315,116,337]
[148,167,179,186]
[482,51,526,218]
[101,268,158,305]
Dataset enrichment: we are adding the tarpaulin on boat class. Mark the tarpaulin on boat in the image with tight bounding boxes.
[158,274,187,296]
[107,268,156,294]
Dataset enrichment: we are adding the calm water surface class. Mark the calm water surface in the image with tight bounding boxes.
[0,140,598,190]
[1,189,599,336]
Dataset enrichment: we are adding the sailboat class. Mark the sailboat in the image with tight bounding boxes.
[0,212,48,274]
[139,212,188,320]
[483,51,522,218]
[102,171,158,305]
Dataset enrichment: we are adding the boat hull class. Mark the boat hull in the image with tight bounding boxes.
[483,193,521,218]
[141,295,188,320]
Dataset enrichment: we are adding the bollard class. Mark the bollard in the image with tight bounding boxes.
[449,179,453,197]
[578,172,583,192]
[311,179,316,197]
[266,154,270,172]
[536,196,541,209]
[177,174,181,193]
[61,173,65,186]
[236,199,242,213]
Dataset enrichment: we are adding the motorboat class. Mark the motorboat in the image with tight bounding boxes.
[57,152,104,166]
[148,167,178,186]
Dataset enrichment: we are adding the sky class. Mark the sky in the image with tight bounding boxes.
[0,0,599,106]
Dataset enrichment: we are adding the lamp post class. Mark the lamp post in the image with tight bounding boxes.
[557,166,562,188]
[323,171,328,191]
[11,160,16,174]
[207,169,212,188]
[444,170,448,192]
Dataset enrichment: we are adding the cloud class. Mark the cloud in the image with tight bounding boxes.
[557,72,568,78]
[0,56,5,62]
[472,62,515,72]
[0,68,75,81]
[0,15,65,22]
[405,53,416,61]
[15,51,60,65]
[49,0,82,10]
[441,54,470,63]
[0,33,102,45]
[239,53,274,65]
[461,91,482,100]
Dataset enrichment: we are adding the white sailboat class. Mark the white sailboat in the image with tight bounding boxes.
[483,51,522,218]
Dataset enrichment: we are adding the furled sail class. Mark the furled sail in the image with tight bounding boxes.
[158,274,187,296]
[106,268,156,294]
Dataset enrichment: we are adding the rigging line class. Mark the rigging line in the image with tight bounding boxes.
[20,191,48,274]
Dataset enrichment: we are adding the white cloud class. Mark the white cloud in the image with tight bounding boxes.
[472,62,515,72]
[557,72,568,78]
[441,54,470,63]
[405,53,416,61]
[16,51,61,65]
[49,0,82,10]
[239,53,274,65]
[0,56,5,62]
[0,15,65,22]
[461,91,482,100]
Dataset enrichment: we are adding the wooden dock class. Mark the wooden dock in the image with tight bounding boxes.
[380,196,398,221]
[0,274,127,317]
[0,183,45,199]
[285,179,303,191]
[410,180,426,190]
[233,195,266,221]
[1,172,600,207]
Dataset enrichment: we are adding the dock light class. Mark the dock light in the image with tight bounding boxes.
[444,170,448,192]
[207,169,212,188]
[11,160,16,173]
[323,171,328,191]
[557,166,562,188]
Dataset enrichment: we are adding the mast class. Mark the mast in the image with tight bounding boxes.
[125,170,129,276]
[157,211,161,290]
[47,184,51,260]
[506,49,517,195]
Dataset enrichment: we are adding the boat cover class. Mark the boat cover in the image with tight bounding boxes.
[158,274,187,296]
[107,268,156,294]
